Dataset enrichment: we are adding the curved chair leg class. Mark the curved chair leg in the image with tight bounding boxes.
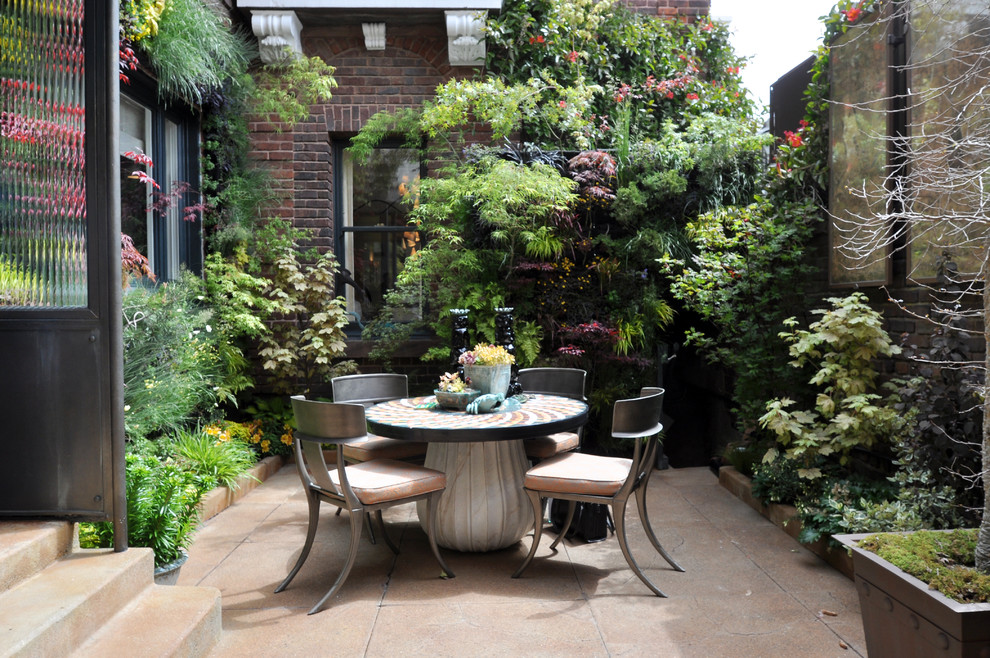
[275,492,321,593]
[549,499,577,550]
[512,488,545,578]
[635,484,684,572]
[613,499,668,598]
[376,509,399,554]
[424,492,455,578]
[336,507,377,546]
[308,508,365,615]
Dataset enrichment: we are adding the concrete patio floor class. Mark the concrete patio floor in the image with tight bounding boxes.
[178,465,866,657]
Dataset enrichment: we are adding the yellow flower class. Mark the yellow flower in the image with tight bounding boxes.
[261,439,271,452]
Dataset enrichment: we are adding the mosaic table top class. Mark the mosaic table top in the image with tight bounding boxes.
[365,393,588,443]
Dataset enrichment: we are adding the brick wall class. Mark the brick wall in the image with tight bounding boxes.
[624,0,711,19]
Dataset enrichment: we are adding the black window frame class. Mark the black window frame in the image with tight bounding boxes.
[332,138,426,335]
[119,72,202,281]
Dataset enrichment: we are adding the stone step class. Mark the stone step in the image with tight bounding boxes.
[0,546,153,658]
[70,584,221,658]
[0,521,74,592]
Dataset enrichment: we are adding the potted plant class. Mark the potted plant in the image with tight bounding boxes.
[434,372,480,411]
[834,530,990,657]
[458,343,515,398]
[79,451,210,585]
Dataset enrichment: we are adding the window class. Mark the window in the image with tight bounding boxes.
[119,89,201,282]
[335,144,424,324]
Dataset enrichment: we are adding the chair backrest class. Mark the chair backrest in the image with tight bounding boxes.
[517,368,586,401]
[290,396,368,504]
[611,390,664,497]
[612,390,664,439]
[332,373,408,407]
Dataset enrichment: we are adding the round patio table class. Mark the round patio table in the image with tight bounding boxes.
[365,393,588,552]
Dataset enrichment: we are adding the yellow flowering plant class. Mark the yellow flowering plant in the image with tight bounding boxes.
[206,417,292,459]
[458,343,515,366]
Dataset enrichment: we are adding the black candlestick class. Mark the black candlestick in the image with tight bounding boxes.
[495,307,523,396]
[449,308,470,377]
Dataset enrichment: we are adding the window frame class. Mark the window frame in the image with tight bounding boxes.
[333,139,426,332]
[119,76,202,282]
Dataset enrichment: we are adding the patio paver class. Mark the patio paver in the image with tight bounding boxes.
[178,465,865,657]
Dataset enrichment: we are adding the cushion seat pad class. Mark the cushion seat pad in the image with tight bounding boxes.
[330,459,446,505]
[523,431,579,459]
[341,435,427,461]
[524,452,632,496]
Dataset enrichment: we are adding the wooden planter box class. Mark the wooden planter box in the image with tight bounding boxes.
[835,533,990,658]
[718,466,853,578]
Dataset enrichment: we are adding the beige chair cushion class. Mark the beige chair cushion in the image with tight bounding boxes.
[523,431,579,460]
[341,435,428,462]
[524,451,632,497]
[330,459,446,505]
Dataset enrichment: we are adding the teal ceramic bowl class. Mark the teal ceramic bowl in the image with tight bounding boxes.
[434,388,481,411]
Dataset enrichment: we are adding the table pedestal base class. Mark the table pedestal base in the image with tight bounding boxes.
[417,439,533,552]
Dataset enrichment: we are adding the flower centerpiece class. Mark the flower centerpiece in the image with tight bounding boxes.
[434,372,480,411]
[459,343,515,398]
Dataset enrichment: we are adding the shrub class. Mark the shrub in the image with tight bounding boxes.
[80,452,208,567]
[122,274,229,440]
[257,248,353,394]
[759,293,908,478]
[661,198,819,430]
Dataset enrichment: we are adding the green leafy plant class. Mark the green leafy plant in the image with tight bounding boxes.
[750,457,814,505]
[135,0,254,105]
[241,397,298,458]
[660,198,819,429]
[80,452,208,567]
[170,425,259,490]
[0,257,32,306]
[249,54,338,129]
[485,0,755,147]
[759,293,908,478]
[201,249,276,395]
[794,474,897,545]
[122,273,231,440]
[257,248,353,394]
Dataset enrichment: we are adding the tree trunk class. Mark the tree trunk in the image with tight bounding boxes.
[978,254,990,573]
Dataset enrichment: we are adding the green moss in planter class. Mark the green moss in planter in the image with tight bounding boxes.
[858,529,990,603]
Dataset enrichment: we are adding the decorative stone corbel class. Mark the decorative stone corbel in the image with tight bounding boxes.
[251,10,303,65]
[362,23,386,51]
[445,10,486,67]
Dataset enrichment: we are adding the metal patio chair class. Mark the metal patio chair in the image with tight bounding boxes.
[277,397,454,614]
[331,373,428,463]
[517,367,587,461]
[512,389,684,597]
